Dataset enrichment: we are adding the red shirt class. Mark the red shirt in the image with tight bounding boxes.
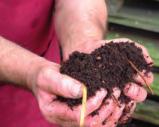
[0,0,60,127]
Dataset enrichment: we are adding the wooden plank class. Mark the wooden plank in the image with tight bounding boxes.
[109,16,159,33]
[133,100,159,126]
[151,73,159,96]
[107,0,124,13]
[108,4,159,32]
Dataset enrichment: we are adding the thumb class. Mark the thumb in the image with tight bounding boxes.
[37,67,83,99]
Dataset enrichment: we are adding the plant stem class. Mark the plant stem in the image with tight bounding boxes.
[128,60,153,94]
[80,85,87,127]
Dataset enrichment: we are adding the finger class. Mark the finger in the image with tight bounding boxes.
[74,88,107,122]
[124,83,147,102]
[41,100,76,123]
[100,38,132,46]
[36,89,56,106]
[119,101,136,124]
[132,42,153,65]
[36,89,77,124]
[134,43,153,65]
[45,89,107,124]
[85,87,121,127]
[106,38,132,43]
[102,103,125,127]
[37,67,82,98]
[134,70,154,86]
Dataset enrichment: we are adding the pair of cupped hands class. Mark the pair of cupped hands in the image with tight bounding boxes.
[29,38,153,127]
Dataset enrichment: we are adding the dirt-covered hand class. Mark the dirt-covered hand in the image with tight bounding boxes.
[62,38,153,127]
[28,61,107,127]
[109,38,154,126]
[109,38,153,100]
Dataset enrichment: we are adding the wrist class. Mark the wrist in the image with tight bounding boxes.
[62,38,101,60]
[58,23,105,60]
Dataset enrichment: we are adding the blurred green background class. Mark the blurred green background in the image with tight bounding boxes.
[106,0,159,126]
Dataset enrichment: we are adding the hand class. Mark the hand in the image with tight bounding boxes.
[28,61,107,127]
[111,38,154,126]
[62,38,153,127]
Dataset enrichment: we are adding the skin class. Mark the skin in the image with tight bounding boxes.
[0,0,153,127]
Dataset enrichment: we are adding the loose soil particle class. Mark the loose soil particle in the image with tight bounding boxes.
[57,42,151,108]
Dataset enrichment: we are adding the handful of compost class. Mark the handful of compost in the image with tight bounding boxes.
[58,40,153,126]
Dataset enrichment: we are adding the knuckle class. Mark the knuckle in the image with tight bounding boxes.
[36,67,54,87]
[121,38,132,42]
[36,67,47,86]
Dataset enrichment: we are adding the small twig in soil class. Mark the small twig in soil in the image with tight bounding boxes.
[127,60,153,94]
[80,85,87,127]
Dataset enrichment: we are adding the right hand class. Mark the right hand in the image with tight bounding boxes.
[27,60,107,127]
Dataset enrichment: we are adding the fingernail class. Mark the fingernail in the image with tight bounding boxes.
[69,80,82,98]
[62,75,83,98]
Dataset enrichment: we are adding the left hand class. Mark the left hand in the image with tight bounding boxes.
[62,38,154,127]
